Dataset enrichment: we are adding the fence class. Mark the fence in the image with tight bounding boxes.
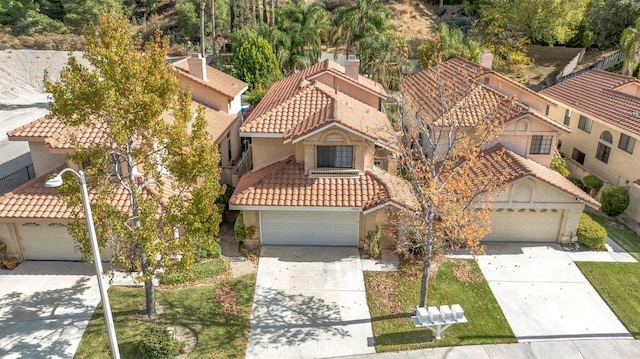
[0,164,35,195]
[556,50,623,84]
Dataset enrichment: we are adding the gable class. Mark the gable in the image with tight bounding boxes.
[493,176,583,204]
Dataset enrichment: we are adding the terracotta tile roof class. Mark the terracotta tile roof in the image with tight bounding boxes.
[0,174,130,221]
[160,101,238,144]
[230,156,417,210]
[242,59,386,133]
[540,70,640,137]
[8,116,107,151]
[8,116,67,141]
[173,57,248,98]
[403,57,569,133]
[474,145,599,208]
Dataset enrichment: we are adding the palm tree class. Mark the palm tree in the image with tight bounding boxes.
[621,16,640,77]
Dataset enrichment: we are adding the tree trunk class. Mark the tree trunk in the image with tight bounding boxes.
[211,0,216,64]
[142,253,157,318]
[270,0,275,28]
[200,0,206,56]
[439,0,444,12]
[419,207,435,307]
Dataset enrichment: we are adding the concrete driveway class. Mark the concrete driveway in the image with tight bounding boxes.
[0,261,101,358]
[477,243,632,342]
[246,246,375,358]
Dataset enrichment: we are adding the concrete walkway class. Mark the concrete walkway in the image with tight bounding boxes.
[246,246,375,358]
[335,339,640,358]
[476,243,631,342]
[566,237,637,263]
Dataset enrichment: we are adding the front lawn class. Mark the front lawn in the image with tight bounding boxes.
[364,258,515,352]
[576,212,640,338]
[75,259,255,358]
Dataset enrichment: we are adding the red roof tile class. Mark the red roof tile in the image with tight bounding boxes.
[540,70,640,137]
[230,157,417,210]
[173,57,248,98]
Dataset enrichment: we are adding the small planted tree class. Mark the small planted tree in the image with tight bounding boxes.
[46,10,224,318]
[577,213,607,249]
[600,186,630,216]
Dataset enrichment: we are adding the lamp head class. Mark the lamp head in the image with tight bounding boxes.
[45,174,64,188]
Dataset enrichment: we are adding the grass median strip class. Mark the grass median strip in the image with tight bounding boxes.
[364,258,515,352]
[576,212,640,338]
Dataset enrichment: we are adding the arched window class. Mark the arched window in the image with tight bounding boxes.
[600,131,613,144]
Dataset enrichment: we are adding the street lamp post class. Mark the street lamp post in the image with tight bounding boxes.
[45,168,120,359]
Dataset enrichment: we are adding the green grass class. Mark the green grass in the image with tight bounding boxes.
[160,257,228,285]
[364,259,515,352]
[576,211,640,338]
[75,274,256,358]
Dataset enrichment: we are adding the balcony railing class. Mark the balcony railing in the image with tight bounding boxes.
[220,144,252,186]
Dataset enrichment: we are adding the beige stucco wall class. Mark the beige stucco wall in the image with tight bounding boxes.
[627,185,640,222]
[29,142,66,177]
[240,210,260,247]
[0,223,22,261]
[251,137,295,170]
[548,106,640,187]
[499,116,559,167]
[179,77,230,112]
[490,176,585,242]
[301,129,373,173]
[360,209,395,250]
[314,73,380,109]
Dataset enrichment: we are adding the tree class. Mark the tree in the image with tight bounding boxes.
[418,23,481,69]
[232,30,282,91]
[394,64,516,306]
[61,0,120,33]
[45,10,224,318]
[621,16,640,77]
[587,0,640,48]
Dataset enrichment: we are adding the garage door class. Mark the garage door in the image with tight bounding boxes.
[485,209,562,242]
[261,211,358,246]
[19,223,111,261]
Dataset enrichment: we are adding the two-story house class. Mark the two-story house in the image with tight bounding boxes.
[540,70,640,222]
[229,58,417,249]
[403,57,598,243]
[0,54,247,262]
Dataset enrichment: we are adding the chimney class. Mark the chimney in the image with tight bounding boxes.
[479,50,494,70]
[187,53,208,81]
[344,55,360,80]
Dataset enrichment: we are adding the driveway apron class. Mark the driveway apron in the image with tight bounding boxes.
[477,243,632,342]
[0,261,101,359]
[247,246,375,358]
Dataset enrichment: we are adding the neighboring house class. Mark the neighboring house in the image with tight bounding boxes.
[403,57,598,243]
[229,58,417,249]
[540,70,640,222]
[0,54,247,262]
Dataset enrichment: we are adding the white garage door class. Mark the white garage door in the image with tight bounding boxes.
[261,211,358,246]
[485,210,562,242]
[19,223,84,261]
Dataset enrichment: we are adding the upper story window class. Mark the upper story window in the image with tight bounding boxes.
[530,135,553,155]
[317,146,353,168]
[618,133,636,154]
[600,131,613,143]
[578,115,592,133]
[596,143,611,164]
[572,148,585,165]
[563,109,571,126]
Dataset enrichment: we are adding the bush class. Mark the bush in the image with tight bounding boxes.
[568,177,584,190]
[367,224,382,259]
[577,213,607,249]
[139,325,181,359]
[550,157,570,177]
[583,175,604,193]
[600,186,630,216]
[234,212,246,242]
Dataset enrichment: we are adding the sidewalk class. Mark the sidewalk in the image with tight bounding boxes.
[334,339,640,358]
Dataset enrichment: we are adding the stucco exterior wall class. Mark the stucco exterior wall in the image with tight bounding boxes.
[361,209,395,251]
[251,137,295,170]
[314,73,380,109]
[0,223,22,261]
[240,210,260,247]
[499,116,559,167]
[29,142,66,177]
[627,185,640,221]
[179,77,229,112]
[301,129,372,173]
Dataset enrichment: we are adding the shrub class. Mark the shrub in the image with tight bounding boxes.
[367,224,382,259]
[577,213,607,249]
[139,325,181,359]
[550,157,570,177]
[234,212,246,242]
[583,175,604,193]
[600,186,630,216]
[568,177,584,190]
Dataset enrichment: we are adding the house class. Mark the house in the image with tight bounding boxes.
[0,54,247,262]
[402,56,598,243]
[229,58,417,249]
[540,70,640,222]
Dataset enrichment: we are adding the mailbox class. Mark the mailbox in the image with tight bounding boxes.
[451,304,464,321]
